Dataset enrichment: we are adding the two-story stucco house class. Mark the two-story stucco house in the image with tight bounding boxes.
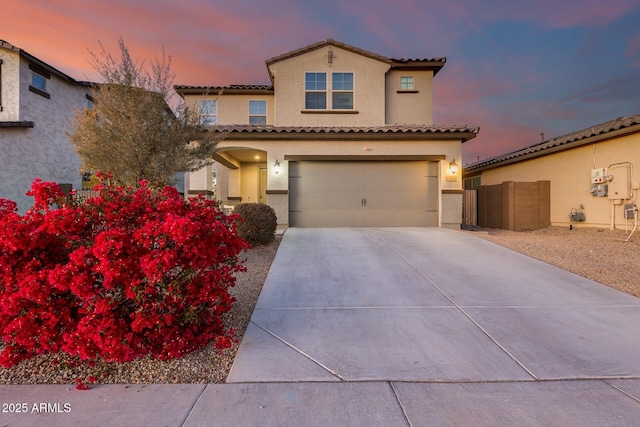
[176,39,478,229]
[0,40,91,212]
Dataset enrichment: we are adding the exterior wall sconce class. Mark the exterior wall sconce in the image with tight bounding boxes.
[449,159,459,175]
[274,159,281,175]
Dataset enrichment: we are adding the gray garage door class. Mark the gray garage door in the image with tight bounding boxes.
[289,161,438,227]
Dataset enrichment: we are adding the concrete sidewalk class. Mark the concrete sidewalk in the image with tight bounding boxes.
[3,227,640,426]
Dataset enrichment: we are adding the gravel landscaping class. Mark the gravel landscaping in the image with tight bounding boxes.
[1,225,638,386]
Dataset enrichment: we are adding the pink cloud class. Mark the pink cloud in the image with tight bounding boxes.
[2,0,334,87]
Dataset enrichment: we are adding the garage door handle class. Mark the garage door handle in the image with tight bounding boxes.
[363,198,367,207]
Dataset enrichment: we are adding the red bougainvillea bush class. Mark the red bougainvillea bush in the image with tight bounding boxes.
[0,175,248,369]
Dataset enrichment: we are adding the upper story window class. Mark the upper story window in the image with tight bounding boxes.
[332,72,353,109]
[305,72,327,109]
[305,72,354,110]
[400,76,414,90]
[32,72,46,91]
[249,100,267,125]
[28,64,51,99]
[86,94,95,109]
[199,99,217,125]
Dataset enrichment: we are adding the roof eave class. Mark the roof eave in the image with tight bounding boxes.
[174,86,274,97]
[389,59,446,75]
[464,121,640,173]
[2,39,93,87]
[206,126,478,142]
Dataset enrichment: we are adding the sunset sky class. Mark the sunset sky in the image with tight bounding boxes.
[4,0,640,165]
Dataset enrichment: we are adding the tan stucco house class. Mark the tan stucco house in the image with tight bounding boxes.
[0,40,91,212]
[464,114,640,230]
[176,39,478,229]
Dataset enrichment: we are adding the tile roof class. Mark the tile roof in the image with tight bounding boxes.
[208,124,479,142]
[174,85,273,96]
[465,114,640,172]
[265,39,446,74]
[175,85,273,91]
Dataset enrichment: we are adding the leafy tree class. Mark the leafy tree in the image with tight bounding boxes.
[69,38,221,187]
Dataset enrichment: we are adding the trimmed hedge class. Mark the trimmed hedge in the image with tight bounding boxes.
[234,203,277,245]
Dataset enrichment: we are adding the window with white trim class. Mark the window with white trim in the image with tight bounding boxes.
[305,72,327,109]
[400,76,414,90]
[332,72,353,109]
[199,99,217,125]
[249,100,267,125]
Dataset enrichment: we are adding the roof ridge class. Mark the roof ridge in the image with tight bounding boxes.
[265,38,391,66]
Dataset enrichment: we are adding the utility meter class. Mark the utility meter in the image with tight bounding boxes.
[591,168,607,184]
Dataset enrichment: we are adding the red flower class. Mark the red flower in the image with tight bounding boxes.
[0,176,247,368]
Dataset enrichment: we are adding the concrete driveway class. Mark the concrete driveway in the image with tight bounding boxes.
[224,227,640,425]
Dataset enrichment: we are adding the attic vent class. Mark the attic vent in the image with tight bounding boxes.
[326,49,334,64]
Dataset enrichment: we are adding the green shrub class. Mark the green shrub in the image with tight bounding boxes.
[234,203,277,245]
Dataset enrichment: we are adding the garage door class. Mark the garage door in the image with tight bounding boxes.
[289,161,438,227]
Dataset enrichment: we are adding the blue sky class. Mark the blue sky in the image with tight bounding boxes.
[4,0,640,164]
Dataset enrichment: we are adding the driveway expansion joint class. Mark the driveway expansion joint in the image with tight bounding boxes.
[249,320,346,381]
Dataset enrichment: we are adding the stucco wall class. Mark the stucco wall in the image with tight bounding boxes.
[478,132,640,229]
[385,69,434,125]
[0,55,86,212]
[0,49,20,121]
[187,164,213,194]
[267,46,390,127]
[189,94,275,125]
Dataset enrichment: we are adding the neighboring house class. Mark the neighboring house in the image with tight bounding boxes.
[176,39,478,228]
[0,40,90,212]
[464,114,640,230]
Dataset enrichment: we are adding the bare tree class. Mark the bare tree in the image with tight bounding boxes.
[69,38,221,187]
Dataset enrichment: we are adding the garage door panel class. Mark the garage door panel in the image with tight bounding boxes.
[289,161,438,227]
[290,210,366,227]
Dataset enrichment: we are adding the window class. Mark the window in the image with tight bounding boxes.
[86,94,95,109]
[464,176,481,190]
[305,72,326,109]
[305,72,354,110]
[332,72,353,109]
[32,71,47,91]
[249,100,267,125]
[199,99,217,125]
[28,64,51,99]
[400,76,414,90]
